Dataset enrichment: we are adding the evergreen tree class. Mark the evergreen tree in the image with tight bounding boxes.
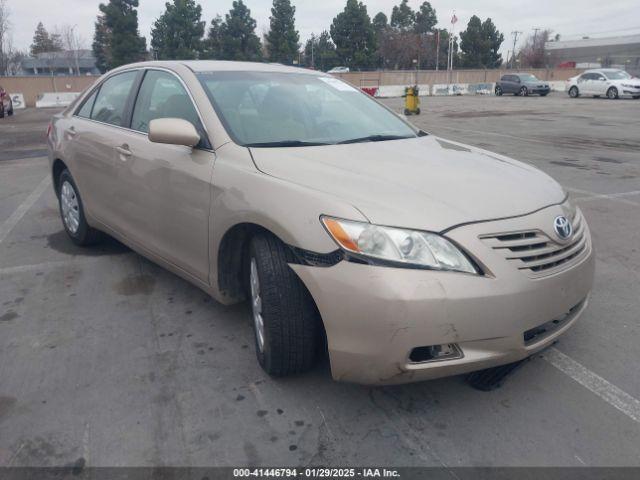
[414,2,437,34]
[459,16,503,68]
[202,15,223,59]
[390,0,415,32]
[330,0,376,69]
[265,0,299,64]
[92,14,110,73]
[30,22,62,55]
[372,12,388,33]
[95,0,146,69]
[151,0,205,60]
[218,1,262,61]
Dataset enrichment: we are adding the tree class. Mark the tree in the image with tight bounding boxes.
[390,0,415,32]
[151,0,205,60]
[30,22,63,55]
[94,0,147,71]
[414,2,437,34]
[519,29,552,68]
[459,16,503,68]
[202,15,223,59]
[56,25,85,74]
[218,1,262,61]
[265,0,299,64]
[0,0,11,75]
[372,12,388,33]
[93,14,110,73]
[330,0,376,69]
[304,30,339,70]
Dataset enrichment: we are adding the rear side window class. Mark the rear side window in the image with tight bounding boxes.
[131,70,202,134]
[76,90,98,118]
[90,71,137,126]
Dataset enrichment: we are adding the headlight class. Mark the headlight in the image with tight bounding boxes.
[321,216,479,274]
[621,83,637,88]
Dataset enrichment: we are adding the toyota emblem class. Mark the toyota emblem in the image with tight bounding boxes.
[553,216,572,239]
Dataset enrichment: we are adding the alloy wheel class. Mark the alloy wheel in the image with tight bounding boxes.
[60,181,80,234]
[250,258,265,353]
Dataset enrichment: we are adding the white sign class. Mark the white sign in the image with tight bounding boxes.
[8,93,26,109]
[36,92,80,108]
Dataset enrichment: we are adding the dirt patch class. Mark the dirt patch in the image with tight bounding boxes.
[113,274,156,296]
[0,396,17,419]
[0,311,19,322]
[592,156,623,164]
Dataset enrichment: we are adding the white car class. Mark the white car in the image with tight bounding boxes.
[567,69,640,99]
[327,66,350,74]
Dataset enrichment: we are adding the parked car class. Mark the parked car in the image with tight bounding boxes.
[327,66,349,74]
[0,86,14,118]
[567,69,640,99]
[47,61,594,385]
[495,73,550,96]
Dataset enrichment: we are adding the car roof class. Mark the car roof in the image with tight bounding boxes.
[584,68,623,73]
[112,60,325,76]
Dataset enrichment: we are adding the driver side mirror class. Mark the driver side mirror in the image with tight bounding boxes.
[149,118,200,147]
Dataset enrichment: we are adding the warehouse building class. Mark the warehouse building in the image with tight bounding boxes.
[546,34,640,74]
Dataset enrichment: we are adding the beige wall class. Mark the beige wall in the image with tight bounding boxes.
[333,68,586,87]
[0,76,99,107]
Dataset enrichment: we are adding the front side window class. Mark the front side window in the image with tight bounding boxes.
[197,72,417,146]
[91,71,137,126]
[519,74,539,82]
[131,70,202,135]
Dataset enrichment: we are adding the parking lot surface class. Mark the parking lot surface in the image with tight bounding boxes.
[0,94,639,467]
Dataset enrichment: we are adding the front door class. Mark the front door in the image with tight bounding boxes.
[112,69,214,283]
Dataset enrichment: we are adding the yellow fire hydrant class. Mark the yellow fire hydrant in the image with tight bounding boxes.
[403,85,420,115]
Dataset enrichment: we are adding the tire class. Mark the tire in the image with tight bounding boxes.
[495,86,503,96]
[248,233,320,377]
[57,169,102,246]
[415,108,421,115]
[0,105,4,118]
[519,86,528,96]
[540,93,548,97]
[607,87,618,99]
[568,86,579,98]
[403,108,411,116]
[633,96,640,100]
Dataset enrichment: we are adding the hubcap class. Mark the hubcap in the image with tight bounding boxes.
[60,181,80,234]
[250,258,265,353]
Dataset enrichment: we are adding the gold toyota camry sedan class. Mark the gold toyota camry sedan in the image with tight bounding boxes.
[47,61,595,385]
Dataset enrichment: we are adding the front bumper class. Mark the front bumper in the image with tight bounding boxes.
[292,204,595,385]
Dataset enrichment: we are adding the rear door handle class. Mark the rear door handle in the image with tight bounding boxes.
[115,145,132,157]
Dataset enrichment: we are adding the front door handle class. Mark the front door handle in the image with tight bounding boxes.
[65,127,77,137]
[115,145,132,157]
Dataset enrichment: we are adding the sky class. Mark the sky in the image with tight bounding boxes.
[5,0,640,57]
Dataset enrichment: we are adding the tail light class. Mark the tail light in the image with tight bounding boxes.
[46,123,52,138]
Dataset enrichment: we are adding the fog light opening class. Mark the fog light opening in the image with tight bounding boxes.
[409,343,463,363]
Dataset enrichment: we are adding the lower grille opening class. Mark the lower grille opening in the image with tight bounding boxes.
[409,344,463,363]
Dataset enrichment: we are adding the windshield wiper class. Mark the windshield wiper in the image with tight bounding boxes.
[337,134,414,144]
[245,140,330,148]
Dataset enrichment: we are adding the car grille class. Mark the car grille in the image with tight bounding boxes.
[481,210,589,277]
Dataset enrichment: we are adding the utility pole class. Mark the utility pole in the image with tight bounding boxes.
[510,31,522,69]
[435,30,440,71]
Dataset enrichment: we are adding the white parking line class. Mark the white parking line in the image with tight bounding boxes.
[544,347,640,424]
[0,176,50,245]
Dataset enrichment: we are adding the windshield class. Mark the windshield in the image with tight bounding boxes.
[197,72,417,146]
[519,74,540,82]
[604,70,631,80]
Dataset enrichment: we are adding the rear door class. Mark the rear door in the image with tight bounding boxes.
[578,73,594,94]
[111,69,214,282]
[68,70,139,226]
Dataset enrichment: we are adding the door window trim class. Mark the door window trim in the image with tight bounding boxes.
[72,67,213,152]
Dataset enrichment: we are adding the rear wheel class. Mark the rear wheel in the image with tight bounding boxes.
[248,233,320,376]
[633,96,640,100]
[540,93,548,97]
[495,85,503,96]
[57,169,101,246]
[568,86,579,98]
[607,87,618,99]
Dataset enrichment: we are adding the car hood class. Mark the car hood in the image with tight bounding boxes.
[250,136,566,232]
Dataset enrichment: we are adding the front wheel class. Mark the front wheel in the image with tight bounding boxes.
[607,87,618,99]
[540,93,548,97]
[633,96,640,100]
[519,86,528,96]
[568,86,579,98]
[248,234,320,376]
[57,169,102,246]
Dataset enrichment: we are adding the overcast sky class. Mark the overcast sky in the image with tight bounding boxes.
[5,0,640,56]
